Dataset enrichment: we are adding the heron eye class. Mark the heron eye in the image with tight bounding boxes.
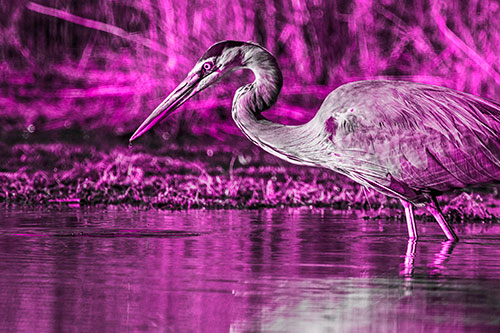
[202,62,213,71]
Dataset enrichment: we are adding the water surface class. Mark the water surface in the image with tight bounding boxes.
[0,207,499,331]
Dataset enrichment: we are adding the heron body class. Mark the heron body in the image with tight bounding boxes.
[130,40,500,241]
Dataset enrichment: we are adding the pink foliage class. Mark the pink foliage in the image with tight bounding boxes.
[0,0,498,140]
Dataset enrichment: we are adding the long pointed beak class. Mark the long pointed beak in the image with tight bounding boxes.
[129,73,200,142]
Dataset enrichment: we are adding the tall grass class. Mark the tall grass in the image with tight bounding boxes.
[0,0,499,140]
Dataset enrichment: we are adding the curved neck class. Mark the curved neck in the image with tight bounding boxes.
[233,44,283,117]
[231,45,322,166]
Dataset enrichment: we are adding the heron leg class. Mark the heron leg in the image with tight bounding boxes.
[427,198,459,241]
[400,199,417,239]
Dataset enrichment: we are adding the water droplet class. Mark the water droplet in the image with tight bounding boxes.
[128,142,133,150]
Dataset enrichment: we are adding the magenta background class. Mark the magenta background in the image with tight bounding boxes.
[0,3,500,331]
[1,0,499,140]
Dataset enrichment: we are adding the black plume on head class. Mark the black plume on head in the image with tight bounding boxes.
[200,40,246,61]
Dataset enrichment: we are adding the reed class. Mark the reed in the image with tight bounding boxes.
[0,0,498,139]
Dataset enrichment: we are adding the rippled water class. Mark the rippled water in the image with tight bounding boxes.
[0,207,499,332]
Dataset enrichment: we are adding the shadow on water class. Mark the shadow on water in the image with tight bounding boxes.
[0,206,499,331]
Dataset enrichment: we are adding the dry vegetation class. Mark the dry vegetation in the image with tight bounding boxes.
[1,137,498,221]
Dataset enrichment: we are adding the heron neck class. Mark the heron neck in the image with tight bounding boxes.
[231,46,322,166]
[234,44,283,115]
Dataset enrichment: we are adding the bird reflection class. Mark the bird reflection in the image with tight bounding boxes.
[400,239,457,277]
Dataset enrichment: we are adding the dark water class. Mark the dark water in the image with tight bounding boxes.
[0,207,499,332]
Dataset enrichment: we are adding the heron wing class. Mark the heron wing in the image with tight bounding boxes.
[318,80,500,201]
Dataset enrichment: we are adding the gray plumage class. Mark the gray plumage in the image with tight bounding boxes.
[130,40,500,241]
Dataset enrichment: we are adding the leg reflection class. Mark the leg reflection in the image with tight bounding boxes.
[399,239,458,277]
[400,238,417,276]
[429,240,457,275]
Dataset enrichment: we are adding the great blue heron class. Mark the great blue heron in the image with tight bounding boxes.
[130,40,500,241]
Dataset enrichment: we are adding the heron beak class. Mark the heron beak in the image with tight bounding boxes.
[129,73,200,142]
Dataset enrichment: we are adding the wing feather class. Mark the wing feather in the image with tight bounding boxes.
[318,80,500,201]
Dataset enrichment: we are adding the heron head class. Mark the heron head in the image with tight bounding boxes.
[129,40,248,142]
